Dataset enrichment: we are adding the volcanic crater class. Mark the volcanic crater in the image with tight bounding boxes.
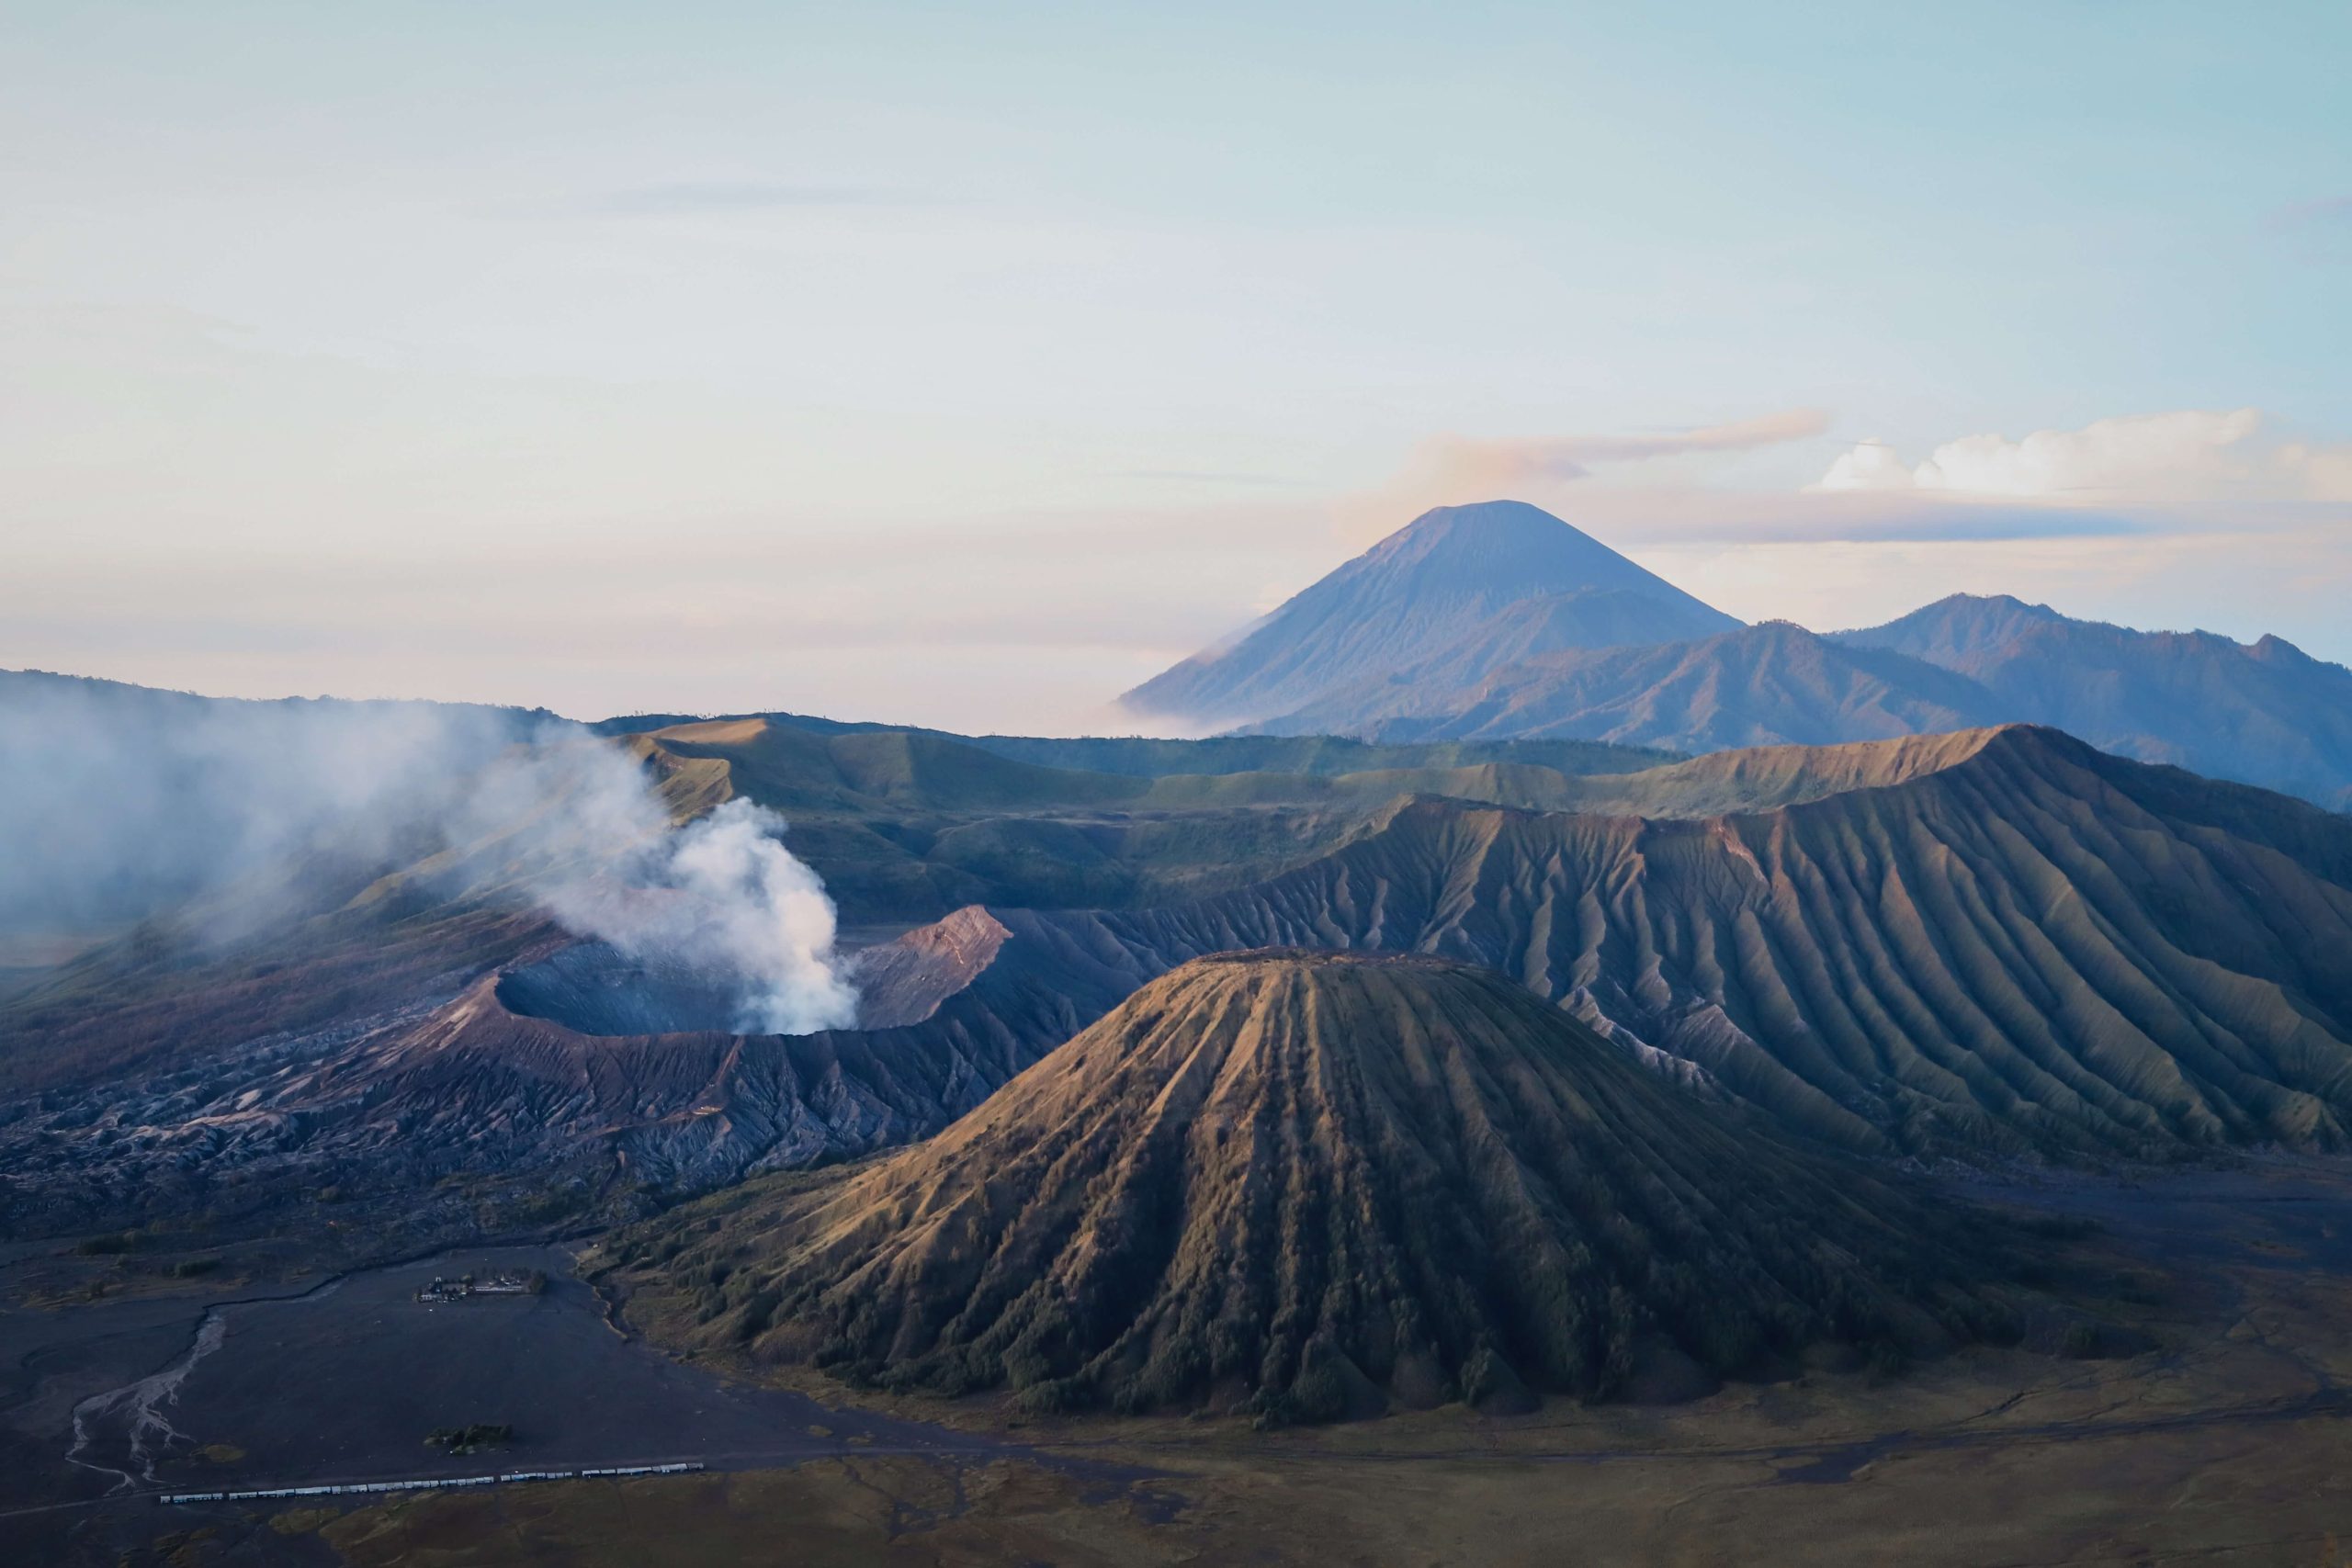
[495,904,1015,1037]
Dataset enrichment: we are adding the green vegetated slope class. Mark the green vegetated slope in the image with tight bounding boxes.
[956,730,1681,779]
[627,713,1962,924]
[1043,726,2352,1159]
[602,708,1681,780]
[640,716,1682,817]
[618,952,2017,1421]
[628,716,1685,918]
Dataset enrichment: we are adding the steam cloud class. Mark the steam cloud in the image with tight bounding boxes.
[0,671,859,1035]
[545,799,858,1035]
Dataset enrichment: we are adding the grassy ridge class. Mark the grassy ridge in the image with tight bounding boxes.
[626,718,1989,921]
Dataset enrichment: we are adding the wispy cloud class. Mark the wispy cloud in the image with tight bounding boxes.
[1419,407,1830,487]
[1550,487,2150,546]
[569,181,900,217]
[1341,407,1829,539]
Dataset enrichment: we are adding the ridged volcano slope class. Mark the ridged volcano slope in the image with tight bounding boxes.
[1044,727,2352,1159]
[639,953,2013,1422]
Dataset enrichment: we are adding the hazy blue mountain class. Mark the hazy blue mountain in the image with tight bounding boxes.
[1118,500,1740,730]
[1240,587,2352,810]
[1255,620,2000,754]
[1831,592,2071,671]
[1834,594,2352,808]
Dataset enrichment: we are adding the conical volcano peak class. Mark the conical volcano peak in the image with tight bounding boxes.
[1362,499,1628,567]
[633,951,2019,1423]
[1120,500,1739,728]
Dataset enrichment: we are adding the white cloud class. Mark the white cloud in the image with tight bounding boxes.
[1810,439,1915,492]
[1814,409,2267,499]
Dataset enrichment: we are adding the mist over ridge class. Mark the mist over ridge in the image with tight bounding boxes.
[0,669,857,1037]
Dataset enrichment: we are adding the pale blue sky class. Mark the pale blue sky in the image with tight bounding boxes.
[3,2,2346,728]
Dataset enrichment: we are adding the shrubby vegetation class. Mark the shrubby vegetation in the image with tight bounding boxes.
[74,1230,141,1255]
[424,1423,513,1453]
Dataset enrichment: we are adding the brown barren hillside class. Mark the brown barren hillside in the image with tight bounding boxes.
[622,952,2018,1423]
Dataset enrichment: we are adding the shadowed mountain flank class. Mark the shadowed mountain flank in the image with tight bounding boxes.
[1042,727,2352,1158]
[1120,501,1739,729]
[628,953,2016,1421]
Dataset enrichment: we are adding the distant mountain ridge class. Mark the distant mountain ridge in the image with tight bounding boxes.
[1211,552,2352,807]
[1833,592,2071,671]
[1832,594,2352,807]
[1120,501,1741,729]
[1258,620,2002,753]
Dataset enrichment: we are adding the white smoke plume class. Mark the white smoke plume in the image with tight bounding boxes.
[544,799,858,1034]
[0,670,860,1035]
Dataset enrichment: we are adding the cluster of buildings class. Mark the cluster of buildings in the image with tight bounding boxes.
[413,1269,540,1303]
